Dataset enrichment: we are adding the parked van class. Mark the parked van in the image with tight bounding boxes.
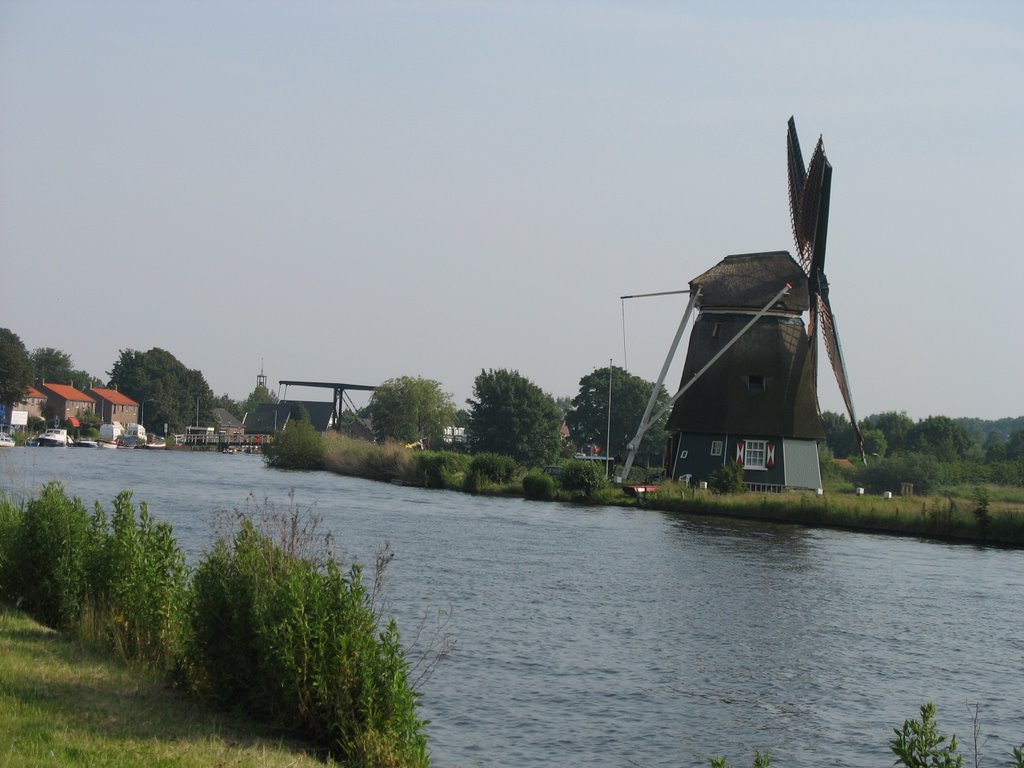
[124,423,147,440]
[99,422,123,442]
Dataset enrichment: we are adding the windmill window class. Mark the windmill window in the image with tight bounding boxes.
[710,440,723,456]
[712,323,722,339]
[744,439,768,470]
[747,375,765,392]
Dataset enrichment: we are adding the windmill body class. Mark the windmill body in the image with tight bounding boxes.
[666,251,824,490]
[653,118,861,491]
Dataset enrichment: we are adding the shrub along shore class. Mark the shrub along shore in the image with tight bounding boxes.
[269,431,1024,548]
[0,483,431,767]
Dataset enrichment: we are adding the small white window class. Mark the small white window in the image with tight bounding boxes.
[745,439,767,470]
[710,440,723,457]
[679,449,688,459]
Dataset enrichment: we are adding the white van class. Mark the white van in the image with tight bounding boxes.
[99,422,123,442]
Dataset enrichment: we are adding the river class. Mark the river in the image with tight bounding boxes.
[2,447,1022,767]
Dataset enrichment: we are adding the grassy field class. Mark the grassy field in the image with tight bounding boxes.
[0,606,327,768]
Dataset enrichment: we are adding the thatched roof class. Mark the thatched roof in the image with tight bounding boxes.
[690,251,809,313]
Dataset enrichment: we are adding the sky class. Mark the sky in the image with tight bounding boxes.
[2,1,1022,421]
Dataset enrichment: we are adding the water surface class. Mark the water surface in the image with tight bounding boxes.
[3,448,1021,766]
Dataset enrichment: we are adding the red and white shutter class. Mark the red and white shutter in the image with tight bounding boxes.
[735,441,745,465]
[766,443,775,468]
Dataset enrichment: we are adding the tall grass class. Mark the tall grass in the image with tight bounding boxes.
[322,433,415,482]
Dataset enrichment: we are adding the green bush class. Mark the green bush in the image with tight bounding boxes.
[890,703,962,768]
[0,484,188,666]
[558,460,608,500]
[855,453,946,495]
[413,450,471,489]
[263,420,326,470]
[468,452,520,484]
[87,491,188,666]
[709,461,746,494]
[7,482,93,630]
[522,470,557,501]
[464,452,520,493]
[0,495,24,603]
[182,508,428,766]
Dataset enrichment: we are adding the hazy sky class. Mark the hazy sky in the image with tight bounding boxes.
[2,1,1021,420]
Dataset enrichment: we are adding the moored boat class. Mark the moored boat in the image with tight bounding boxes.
[73,438,99,448]
[37,428,71,447]
[0,432,15,448]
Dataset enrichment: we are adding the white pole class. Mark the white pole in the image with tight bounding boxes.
[605,359,612,477]
[619,288,701,482]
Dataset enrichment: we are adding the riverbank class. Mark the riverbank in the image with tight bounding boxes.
[0,605,324,767]
[314,435,1024,547]
[637,482,1024,547]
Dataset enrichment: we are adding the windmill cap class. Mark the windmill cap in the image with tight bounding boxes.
[690,251,809,312]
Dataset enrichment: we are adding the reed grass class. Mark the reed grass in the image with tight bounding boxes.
[322,433,415,483]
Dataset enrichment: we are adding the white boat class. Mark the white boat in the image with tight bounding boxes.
[97,439,119,449]
[37,428,71,447]
[0,432,15,448]
[73,438,99,448]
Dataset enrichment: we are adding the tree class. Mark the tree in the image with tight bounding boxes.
[861,427,888,459]
[863,411,915,455]
[368,376,455,444]
[263,419,325,470]
[565,365,669,464]
[29,347,100,390]
[30,347,74,384]
[107,348,215,433]
[908,416,978,462]
[213,383,280,421]
[822,411,857,458]
[240,383,277,417]
[466,369,562,467]
[0,328,33,412]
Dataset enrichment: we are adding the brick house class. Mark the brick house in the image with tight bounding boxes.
[35,382,95,425]
[16,385,48,421]
[214,408,245,435]
[4,385,48,429]
[87,387,140,425]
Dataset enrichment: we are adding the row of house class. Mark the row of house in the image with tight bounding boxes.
[7,373,389,445]
[9,382,141,429]
[7,382,366,442]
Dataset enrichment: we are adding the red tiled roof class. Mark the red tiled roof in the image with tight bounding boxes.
[25,385,46,399]
[39,383,92,402]
[88,388,139,406]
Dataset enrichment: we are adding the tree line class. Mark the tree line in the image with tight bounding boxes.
[3,325,1022,487]
[821,411,1024,490]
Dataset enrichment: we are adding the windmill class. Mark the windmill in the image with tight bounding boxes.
[619,117,862,490]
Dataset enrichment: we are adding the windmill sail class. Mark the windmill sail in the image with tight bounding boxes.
[787,117,865,460]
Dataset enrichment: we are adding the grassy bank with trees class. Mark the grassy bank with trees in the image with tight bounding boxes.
[267,427,1024,547]
[0,483,432,767]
